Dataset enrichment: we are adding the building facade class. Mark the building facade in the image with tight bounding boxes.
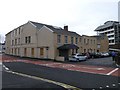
[5,21,108,61]
[5,21,81,61]
[92,35,109,53]
[80,35,97,53]
[0,43,5,53]
[95,21,120,46]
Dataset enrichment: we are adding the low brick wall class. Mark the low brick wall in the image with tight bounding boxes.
[56,56,65,62]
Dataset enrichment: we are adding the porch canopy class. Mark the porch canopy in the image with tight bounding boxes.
[57,44,79,50]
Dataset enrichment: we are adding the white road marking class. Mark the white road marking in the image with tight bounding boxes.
[106,68,119,75]
[6,70,81,90]
[3,64,9,70]
[0,62,2,65]
[81,67,105,70]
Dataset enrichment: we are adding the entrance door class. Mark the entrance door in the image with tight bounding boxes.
[24,48,27,56]
[31,48,34,57]
[59,49,69,60]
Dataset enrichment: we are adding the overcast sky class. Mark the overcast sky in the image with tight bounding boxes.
[0,0,119,43]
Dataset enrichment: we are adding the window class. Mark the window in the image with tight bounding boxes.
[12,48,13,54]
[14,48,17,55]
[94,40,95,44]
[87,39,89,44]
[25,37,27,43]
[18,38,20,44]
[40,48,44,56]
[84,39,86,44]
[25,36,31,44]
[31,48,34,57]
[18,48,20,55]
[91,40,92,44]
[12,40,14,45]
[65,36,68,43]
[79,38,81,42]
[24,48,27,56]
[15,39,17,45]
[19,27,20,34]
[57,35,61,43]
[15,29,17,35]
[84,49,86,53]
[28,36,31,43]
[71,37,74,44]
[75,38,78,44]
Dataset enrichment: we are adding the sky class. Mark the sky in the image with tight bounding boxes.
[0,0,119,43]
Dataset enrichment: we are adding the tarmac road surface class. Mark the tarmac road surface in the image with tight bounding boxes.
[3,62,120,89]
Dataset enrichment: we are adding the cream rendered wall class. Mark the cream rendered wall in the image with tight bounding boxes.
[53,33,80,58]
[5,32,11,54]
[37,26,55,59]
[20,22,37,57]
[81,36,97,53]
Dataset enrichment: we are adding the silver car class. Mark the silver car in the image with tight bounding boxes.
[73,53,87,61]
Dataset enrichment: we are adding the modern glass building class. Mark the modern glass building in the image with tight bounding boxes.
[95,21,120,46]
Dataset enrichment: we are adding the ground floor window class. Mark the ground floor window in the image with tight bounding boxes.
[24,48,27,56]
[18,48,20,55]
[12,48,13,54]
[31,48,34,57]
[84,49,86,53]
[14,48,17,55]
[40,48,44,56]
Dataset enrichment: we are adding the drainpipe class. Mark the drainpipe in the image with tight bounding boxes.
[36,28,38,58]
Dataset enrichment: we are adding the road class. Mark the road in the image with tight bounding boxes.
[1,54,120,89]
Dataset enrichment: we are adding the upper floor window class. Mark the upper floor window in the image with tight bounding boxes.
[71,37,74,44]
[18,38,20,44]
[75,37,78,44]
[65,36,68,43]
[25,36,31,44]
[91,40,92,44]
[94,40,96,44]
[15,29,17,35]
[19,27,20,34]
[87,39,89,44]
[12,40,14,45]
[84,38,86,44]
[79,37,82,42]
[15,39,17,45]
[57,35,61,43]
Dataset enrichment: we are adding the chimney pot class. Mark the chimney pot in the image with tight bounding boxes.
[64,26,68,31]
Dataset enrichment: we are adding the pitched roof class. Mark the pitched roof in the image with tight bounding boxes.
[95,21,119,31]
[30,21,80,37]
[57,44,79,50]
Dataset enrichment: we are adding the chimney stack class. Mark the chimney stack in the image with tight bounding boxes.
[64,26,68,31]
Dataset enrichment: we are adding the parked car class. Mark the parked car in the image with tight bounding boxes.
[101,52,109,57]
[89,53,101,58]
[73,53,87,61]
[69,56,79,62]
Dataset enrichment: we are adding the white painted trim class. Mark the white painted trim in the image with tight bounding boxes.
[28,21,37,28]
[106,68,119,75]
[39,25,54,32]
